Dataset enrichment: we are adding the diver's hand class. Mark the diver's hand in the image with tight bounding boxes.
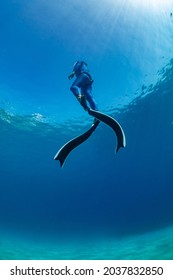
[68,71,75,80]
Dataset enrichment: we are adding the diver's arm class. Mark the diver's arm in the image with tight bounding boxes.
[68,71,75,80]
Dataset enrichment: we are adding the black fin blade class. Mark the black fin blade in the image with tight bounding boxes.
[54,120,100,167]
[88,109,126,152]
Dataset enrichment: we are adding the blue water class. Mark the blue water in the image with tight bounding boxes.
[0,0,173,259]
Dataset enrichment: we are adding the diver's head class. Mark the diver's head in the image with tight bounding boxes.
[73,61,88,76]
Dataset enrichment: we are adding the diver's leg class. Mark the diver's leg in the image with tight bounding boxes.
[70,76,89,110]
[83,87,98,124]
[79,95,89,110]
[84,87,98,110]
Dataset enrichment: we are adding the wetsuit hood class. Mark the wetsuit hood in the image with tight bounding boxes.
[73,61,89,76]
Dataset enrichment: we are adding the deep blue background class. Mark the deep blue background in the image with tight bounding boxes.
[0,1,173,245]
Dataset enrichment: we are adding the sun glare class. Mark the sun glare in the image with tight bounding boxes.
[107,0,172,12]
[139,0,172,10]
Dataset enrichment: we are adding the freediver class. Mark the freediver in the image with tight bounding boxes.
[54,61,126,166]
[68,61,98,112]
